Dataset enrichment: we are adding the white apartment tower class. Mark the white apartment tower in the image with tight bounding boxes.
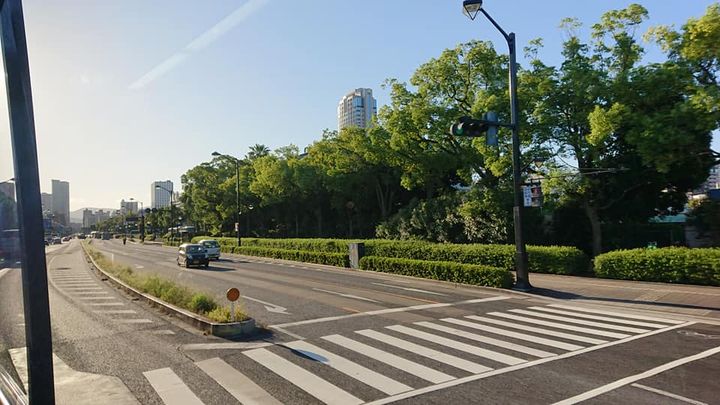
[151,181,173,209]
[337,88,377,131]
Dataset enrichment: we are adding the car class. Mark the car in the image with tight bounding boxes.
[61,236,71,242]
[198,239,221,260]
[176,243,209,268]
[51,237,61,245]
[44,240,49,246]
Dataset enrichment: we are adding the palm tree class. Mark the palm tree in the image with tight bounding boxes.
[247,144,270,160]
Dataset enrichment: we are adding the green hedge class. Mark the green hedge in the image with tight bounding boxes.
[190,236,353,253]
[365,240,589,275]
[594,247,720,286]
[359,256,513,288]
[234,246,349,268]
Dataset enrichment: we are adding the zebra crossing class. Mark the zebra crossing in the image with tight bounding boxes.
[143,303,686,404]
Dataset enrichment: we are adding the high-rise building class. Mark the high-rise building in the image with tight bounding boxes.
[96,210,110,223]
[337,88,377,131]
[0,182,15,202]
[40,192,52,213]
[120,199,139,215]
[703,164,720,191]
[51,179,70,226]
[82,209,96,228]
[151,181,173,209]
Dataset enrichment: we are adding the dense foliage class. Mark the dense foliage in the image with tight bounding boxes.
[234,246,349,267]
[359,256,513,288]
[594,247,720,286]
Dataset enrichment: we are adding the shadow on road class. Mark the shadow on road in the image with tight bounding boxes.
[531,287,720,312]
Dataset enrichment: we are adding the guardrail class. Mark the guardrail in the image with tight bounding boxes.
[0,364,27,405]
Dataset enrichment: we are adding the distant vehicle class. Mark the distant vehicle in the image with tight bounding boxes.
[101,232,111,240]
[61,236,70,242]
[198,239,220,260]
[77,234,86,239]
[51,237,61,245]
[176,243,209,268]
[44,239,49,246]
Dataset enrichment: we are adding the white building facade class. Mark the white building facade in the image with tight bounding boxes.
[337,88,377,131]
[151,181,173,209]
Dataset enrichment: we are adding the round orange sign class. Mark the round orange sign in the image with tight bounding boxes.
[226,287,240,302]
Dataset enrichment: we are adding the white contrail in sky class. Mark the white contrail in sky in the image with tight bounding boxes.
[129,0,270,90]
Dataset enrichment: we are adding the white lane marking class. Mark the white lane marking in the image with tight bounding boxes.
[93,310,137,314]
[273,326,305,340]
[322,334,454,384]
[56,283,98,287]
[73,292,109,296]
[242,296,290,315]
[88,302,125,306]
[548,304,685,324]
[143,367,204,405]
[196,357,282,405]
[415,321,556,358]
[64,287,103,291]
[509,309,650,334]
[553,345,720,405]
[271,296,510,328]
[182,342,275,351]
[529,306,670,328]
[631,383,708,405]
[386,325,525,366]
[118,319,153,324]
[152,330,176,335]
[372,283,447,296]
[366,323,695,405]
[0,268,12,280]
[465,316,606,345]
[134,264,145,269]
[286,340,412,395]
[79,296,116,300]
[488,312,630,339]
[443,318,583,351]
[313,288,381,303]
[356,329,491,374]
[244,348,363,405]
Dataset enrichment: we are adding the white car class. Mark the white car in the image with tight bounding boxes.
[198,239,221,260]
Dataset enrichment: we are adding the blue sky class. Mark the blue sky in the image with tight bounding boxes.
[0,0,718,210]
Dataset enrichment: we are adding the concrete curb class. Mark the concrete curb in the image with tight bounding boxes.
[80,242,256,338]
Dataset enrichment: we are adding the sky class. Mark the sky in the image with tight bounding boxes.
[0,0,718,211]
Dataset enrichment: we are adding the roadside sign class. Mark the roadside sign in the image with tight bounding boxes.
[226,287,240,302]
[234,222,239,232]
[523,186,532,207]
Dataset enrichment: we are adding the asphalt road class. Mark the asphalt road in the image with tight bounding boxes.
[1,239,718,404]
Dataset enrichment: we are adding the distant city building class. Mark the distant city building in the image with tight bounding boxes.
[0,182,15,202]
[96,209,111,223]
[337,88,377,131]
[120,199,139,215]
[51,179,70,226]
[40,192,52,213]
[703,164,720,191]
[82,209,96,228]
[151,181,173,209]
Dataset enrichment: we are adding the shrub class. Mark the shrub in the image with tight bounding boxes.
[189,293,218,314]
[190,236,354,253]
[594,247,720,286]
[235,246,350,267]
[365,240,588,275]
[206,305,248,323]
[359,256,513,288]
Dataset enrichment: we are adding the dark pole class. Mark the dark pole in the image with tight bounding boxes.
[479,8,531,291]
[235,159,241,247]
[0,0,56,403]
[169,188,174,242]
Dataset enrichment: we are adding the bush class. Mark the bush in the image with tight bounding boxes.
[594,247,720,286]
[189,293,218,314]
[235,246,350,267]
[191,236,353,253]
[365,240,589,275]
[206,305,248,323]
[359,256,513,288]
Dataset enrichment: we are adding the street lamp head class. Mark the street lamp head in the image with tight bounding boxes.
[211,151,221,157]
[462,0,483,20]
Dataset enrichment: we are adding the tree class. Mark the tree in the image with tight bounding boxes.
[534,4,716,256]
[247,144,270,160]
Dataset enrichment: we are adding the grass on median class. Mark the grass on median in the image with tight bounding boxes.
[83,242,247,323]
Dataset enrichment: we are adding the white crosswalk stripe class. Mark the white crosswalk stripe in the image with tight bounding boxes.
[284,340,412,395]
[528,306,670,328]
[321,334,455,384]
[508,309,650,333]
[195,357,281,405]
[465,315,608,345]
[356,329,492,374]
[386,325,525,365]
[244,348,363,405]
[442,318,584,351]
[415,321,556,358]
[144,367,204,405]
[487,312,630,339]
[547,304,685,324]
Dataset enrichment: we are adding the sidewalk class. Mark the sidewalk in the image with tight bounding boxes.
[525,272,720,319]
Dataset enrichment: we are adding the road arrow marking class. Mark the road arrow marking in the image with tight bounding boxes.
[242,296,290,315]
[313,288,381,303]
[373,283,447,296]
[134,264,145,269]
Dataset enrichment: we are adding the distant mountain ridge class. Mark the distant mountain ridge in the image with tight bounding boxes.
[69,207,115,223]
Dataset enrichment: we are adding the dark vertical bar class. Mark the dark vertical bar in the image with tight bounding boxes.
[0,0,56,403]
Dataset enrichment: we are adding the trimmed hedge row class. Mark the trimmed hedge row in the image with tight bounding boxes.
[365,240,589,275]
[190,236,352,253]
[234,246,350,268]
[594,247,720,286]
[359,256,513,288]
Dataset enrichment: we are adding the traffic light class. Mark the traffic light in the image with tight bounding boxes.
[449,112,499,146]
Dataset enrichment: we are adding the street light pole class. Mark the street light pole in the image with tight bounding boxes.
[463,0,531,290]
